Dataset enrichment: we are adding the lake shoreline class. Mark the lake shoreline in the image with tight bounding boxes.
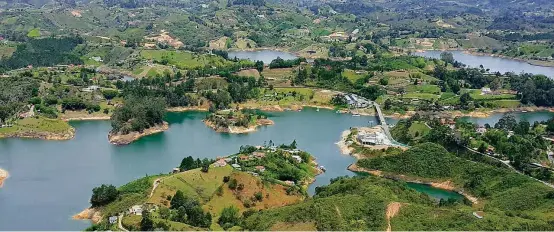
[414,48,554,69]
[108,122,169,145]
[0,127,75,141]
[0,168,8,188]
[348,163,479,204]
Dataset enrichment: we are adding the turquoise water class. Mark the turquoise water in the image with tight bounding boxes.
[0,109,551,230]
[0,108,390,230]
[406,182,464,201]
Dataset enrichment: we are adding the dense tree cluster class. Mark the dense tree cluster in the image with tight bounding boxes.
[268,57,304,69]
[111,97,166,134]
[0,76,39,123]
[0,37,83,72]
[90,184,119,207]
[179,156,213,171]
[169,190,212,228]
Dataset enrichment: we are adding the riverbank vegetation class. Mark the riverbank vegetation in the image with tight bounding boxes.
[351,142,554,230]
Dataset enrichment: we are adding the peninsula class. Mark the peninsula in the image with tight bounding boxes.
[79,142,322,231]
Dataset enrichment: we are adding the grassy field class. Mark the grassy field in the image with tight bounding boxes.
[465,89,517,100]
[0,45,16,59]
[242,87,335,109]
[261,68,294,87]
[342,69,366,83]
[148,165,234,206]
[406,84,441,95]
[0,116,72,136]
[140,50,232,69]
[408,121,431,138]
[402,93,440,100]
[236,69,260,78]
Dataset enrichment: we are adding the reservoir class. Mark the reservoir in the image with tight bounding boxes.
[228,50,298,64]
[461,111,554,126]
[414,50,554,77]
[0,109,552,230]
[0,108,392,230]
[407,182,464,201]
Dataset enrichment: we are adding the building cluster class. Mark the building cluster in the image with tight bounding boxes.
[343,93,371,108]
[357,130,388,146]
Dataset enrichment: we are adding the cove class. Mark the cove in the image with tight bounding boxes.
[228,50,298,64]
[0,108,393,230]
[414,50,554,77]
[461,111,554,126]
[406,182,464,201]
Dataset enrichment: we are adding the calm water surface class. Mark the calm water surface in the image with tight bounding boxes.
[228,50,297,64]
[407,182,464,201]
[0,109,552,230]
[461,111,554,126]
[0,108,391,230]
[414,50,554,77]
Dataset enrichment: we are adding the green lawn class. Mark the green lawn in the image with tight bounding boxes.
[408,121,431,138]
[402,93,440,100]
[406,84,441,95]
[27,28,41,38]
[0,117,72,136]
[466,89,517,100]
[140,50,232,69]
[149,165,234,205]
[342,69,366,83]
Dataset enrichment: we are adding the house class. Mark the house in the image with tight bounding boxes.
[172,168,180,173]
[239,155,250,161]
[108,216,118,224]
[481,87,492,95]
[214,159,227,167]
[231,164,241,170]
[129,205,143,215]
[284,180,295,186]
[252,152,266,159]
[476,126,487,134]
[90,56,103,62]
[82,85,100,92]
[291,155,303,163]
[473,211,484,219]
[255,166,266,172]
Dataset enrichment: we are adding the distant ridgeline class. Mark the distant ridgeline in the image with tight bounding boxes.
[0,37,83,72]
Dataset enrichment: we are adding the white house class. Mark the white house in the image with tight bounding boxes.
[291,155,303,163]
[129,205,143,215]
[108,216,118,224]
[481,87,492,95]
[214,159,227,167]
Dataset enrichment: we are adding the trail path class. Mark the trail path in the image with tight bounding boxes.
[118,215,128,232]
[385,202,402,232]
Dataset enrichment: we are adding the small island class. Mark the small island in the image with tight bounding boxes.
[79,141,322,231]
[204,109,274,134]
[108,97,168,145]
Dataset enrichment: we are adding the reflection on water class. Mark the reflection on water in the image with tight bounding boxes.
[414,50,554,77]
